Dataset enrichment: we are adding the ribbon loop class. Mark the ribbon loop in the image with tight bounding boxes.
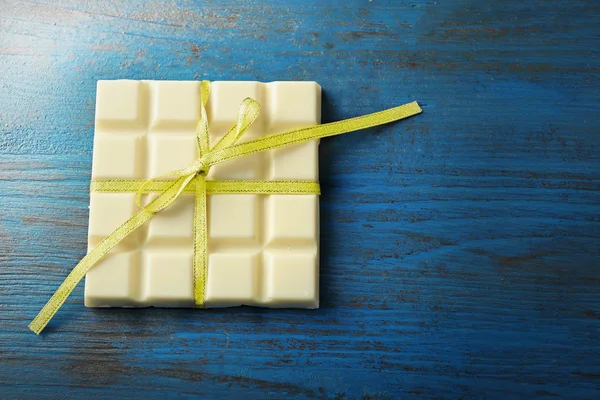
[211,98,261,152]
[142,174,196,214]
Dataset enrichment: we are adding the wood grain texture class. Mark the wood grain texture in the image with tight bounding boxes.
[1,0,599,398]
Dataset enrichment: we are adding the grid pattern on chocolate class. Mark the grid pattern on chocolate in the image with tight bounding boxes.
[85,80,321,308]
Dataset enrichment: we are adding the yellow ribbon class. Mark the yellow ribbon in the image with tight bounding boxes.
[29,80,422,334]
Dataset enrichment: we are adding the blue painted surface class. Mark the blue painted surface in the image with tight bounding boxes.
[1,0,599,398]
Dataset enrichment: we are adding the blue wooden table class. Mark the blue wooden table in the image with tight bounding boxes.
[1,1,598,398]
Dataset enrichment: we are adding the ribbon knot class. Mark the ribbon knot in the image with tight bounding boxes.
[134,82,261,214]
[191,158,208,176]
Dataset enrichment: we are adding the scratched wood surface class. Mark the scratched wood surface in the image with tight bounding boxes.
[0,0,599,398]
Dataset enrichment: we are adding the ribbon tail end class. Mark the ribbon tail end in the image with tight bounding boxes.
[28,320,43,335]
[409,101,423,115]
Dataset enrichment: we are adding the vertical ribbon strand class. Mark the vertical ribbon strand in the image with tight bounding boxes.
[193,176,208,307]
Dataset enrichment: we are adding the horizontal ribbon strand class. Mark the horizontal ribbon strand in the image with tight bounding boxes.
[90,178,321,195]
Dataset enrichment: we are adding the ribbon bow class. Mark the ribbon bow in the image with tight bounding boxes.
[29,81,422,334]
[137,82,262,215]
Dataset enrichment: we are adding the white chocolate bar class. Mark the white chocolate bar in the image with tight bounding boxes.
[85,80,321,308]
